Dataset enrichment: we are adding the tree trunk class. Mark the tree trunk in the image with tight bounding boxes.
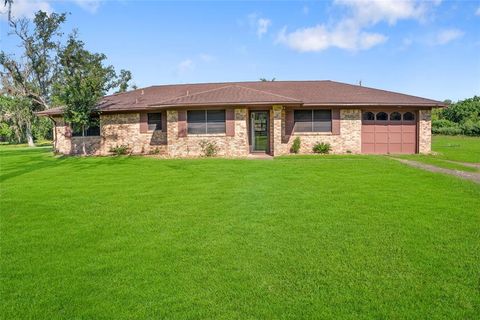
[25,124,35,147]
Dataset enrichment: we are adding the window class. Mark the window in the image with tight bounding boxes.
[376,112,388,121]
[403,112,415,121]
[147,113,162,131]
[390,112,401,121]
[187,110,226,134]
[363,112,375,121]
[71,115,100,137]
[294,109,332,132]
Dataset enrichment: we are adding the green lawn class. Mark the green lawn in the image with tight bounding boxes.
[1,146,479,319]
[393,136,480,172]
[432,135,480,163]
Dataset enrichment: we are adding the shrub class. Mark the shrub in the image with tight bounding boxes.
[432,126,462,135]
[432,96,480,136]
[290,137,301,154]
[460,119,480,136]
[149,147,161,155]
[312,142,331,154]
[109,144,130,156]
[432,119,458,129]
[199,140,219,157]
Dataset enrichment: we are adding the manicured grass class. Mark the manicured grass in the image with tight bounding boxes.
[432,135,480,163]
[1,146,479,319]
[392,154,478,172]
[392,135,480,172]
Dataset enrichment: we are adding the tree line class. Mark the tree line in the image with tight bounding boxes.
[432,96,480,136]
[0,4,134,146]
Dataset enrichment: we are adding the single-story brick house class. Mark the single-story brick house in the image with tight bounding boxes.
[38,80,444,157]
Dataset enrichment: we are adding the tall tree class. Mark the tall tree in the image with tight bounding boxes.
[116,69,132,93]
[54,34,119,154]
[1,9,133,147]
[0,11,66,146]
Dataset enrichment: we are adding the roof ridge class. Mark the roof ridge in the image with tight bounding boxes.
[155,84,235,104]
[233,84,300,102]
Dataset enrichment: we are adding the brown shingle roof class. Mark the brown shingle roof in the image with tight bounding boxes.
[155,85,301,107]
[37,80,444,116]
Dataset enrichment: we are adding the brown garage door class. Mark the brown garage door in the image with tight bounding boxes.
[362,110,417,154]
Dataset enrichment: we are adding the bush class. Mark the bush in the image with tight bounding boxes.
[290,137,301,154]
[199,140,219,157]
[149,147,161,155]
[460,119,480,136]
[109,144,130,155]
[0,122,14,142]
[432,119,458,129]
[312,142,331,154]
[432,127,462,135]
[432,96,480,136]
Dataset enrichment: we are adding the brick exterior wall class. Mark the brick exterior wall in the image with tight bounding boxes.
[51,106,431,156]
[418,109,432,154]
[275,108,362,154]
[166,108,248,157]
[52,113,167,155]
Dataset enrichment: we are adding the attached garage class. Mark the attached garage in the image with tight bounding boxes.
[361,110,417,154]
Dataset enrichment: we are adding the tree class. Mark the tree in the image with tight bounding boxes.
[1,9,133,146]
[4,0,13,21]
[259,77,276,82]
[0,11,66,146]
[115,69,132,93]
[0,95,31,143]
[54,34,119,154]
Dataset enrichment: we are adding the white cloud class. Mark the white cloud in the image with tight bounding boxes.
[248,13,272,38]
[277,22,387,52]
[434,28,464,45]
[257,18,271,38]
[73,0,102,14]
[476,7,480,16]
[199,53,214,62]
[0,0,104,20]
[334,0,432,25]
[277,0,441,52]
[0,0,52,21]
[177,59,194,74]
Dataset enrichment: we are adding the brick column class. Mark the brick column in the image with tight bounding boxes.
[419,109,432,154]
[272,105,283,156]
[166,110,178,157]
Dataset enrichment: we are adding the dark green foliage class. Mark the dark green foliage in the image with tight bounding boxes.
[1,10,133,146]
[109,144,130,156]
[290,137,301,153]
[115,70,133,93]
[199,140,219,157]
[312,142,331,154]
[433,96,480,136]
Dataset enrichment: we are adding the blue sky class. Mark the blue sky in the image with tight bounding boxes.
[1,0,479,101]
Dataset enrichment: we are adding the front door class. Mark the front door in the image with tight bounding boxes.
[250,111,269,153]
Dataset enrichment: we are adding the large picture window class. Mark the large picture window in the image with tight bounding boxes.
[147,113,162,131]
[187,110,226,134]
[72,114,100,137]
[294,109,332,132]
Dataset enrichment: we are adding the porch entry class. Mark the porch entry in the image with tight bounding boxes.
[250,111,270,153]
